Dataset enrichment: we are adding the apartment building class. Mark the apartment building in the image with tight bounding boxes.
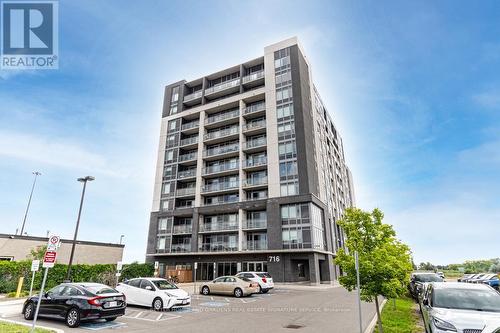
[145,37,355,284]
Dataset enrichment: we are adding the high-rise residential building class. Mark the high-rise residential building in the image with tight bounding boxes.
[146,37,355,284]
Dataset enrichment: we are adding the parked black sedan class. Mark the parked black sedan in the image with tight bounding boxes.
[23,282,126,327]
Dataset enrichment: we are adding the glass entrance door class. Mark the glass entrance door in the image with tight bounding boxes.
[200,262,215,281]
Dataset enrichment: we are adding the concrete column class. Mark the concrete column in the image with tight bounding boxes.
[194,111,206,207]
[308,253,320,285]
[238,208,244,251]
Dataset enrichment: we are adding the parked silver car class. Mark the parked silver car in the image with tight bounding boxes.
[421,282,500,333]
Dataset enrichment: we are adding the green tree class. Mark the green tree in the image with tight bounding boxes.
[335,208,413,333]
[28,245,47,260]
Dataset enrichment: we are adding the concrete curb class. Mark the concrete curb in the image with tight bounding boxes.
[0,317,64,333]
[364,298,387,333]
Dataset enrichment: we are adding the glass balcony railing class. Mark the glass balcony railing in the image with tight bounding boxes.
[243,219,267,229]
[180,136,199,146]
[243,177,267,187]
[243,120,266,131]
[181,121,200,131]
[178,152,198,162]
[203,162,239,175]
[204,144,239,157]
[199,222,238,232]
[178,169,196,178]
[204,126,239,140]
[242,70,264,83]
[205,78,240,95]
[244,240,268,251]
[245,138,267,149]
[202,181,239,193]
[244,157,267,168]
[205,109,239,124]
[176,188,196,196]
[244,102,266,114]
[199,243,238,252]
[176,202,193,209]
[183,90,202,102]
[172,225,192,234]
[203,195,239,206]
[171,243,192,252]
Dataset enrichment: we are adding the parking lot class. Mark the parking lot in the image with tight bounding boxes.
[1,286,379,333]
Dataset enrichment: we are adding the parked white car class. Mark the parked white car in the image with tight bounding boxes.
[116,278,190,311]
[421,282,500,333]
[235,272,274,293]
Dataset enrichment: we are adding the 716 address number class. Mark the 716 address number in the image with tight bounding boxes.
[268,255,280,262]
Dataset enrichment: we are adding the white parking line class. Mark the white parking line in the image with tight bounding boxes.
[134,311,143,318]
[156,313,163,321]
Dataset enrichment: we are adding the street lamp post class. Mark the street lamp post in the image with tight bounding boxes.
[19,171,41,236]
[65,176,95,281]
[119,235,125,245]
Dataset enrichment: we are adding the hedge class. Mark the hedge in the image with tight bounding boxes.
[0,261,154,294]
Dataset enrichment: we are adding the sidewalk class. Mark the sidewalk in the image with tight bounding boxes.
[176,281,341,294]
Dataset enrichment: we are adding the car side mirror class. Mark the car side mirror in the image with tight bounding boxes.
[422,298,429,306]
[44,292,50,299]
[145,286,153,291]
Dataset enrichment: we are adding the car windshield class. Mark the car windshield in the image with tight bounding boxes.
[85,285,117,295]
[434,288,500,312]
[257,273,271,278]
[414,274,443,282]
[153,280,178,290]
[239,277,251,282]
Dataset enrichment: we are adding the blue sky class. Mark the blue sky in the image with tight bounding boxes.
[1,0,499,265]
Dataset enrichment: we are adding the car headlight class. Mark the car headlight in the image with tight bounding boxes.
[432,317,457,332]
[164,292,175,297]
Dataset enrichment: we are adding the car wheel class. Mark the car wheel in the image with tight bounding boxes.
[234,288,243,298]
[23,302,34,320]
[201,286,210,295]
[152,297,163,311]
[66,308,81,328]
[262,289,269,294]
[258,285,263,293]
[105,317,117,322]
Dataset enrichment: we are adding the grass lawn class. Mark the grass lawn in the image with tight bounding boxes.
[374,296,423,333]
[0,321,54,333]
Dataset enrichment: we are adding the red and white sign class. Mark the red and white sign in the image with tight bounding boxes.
[47,235,61,251]
[42,251,57,268]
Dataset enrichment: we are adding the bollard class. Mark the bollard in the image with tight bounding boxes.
[15,277,24,298]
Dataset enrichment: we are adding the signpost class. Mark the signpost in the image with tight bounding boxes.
[154,261,159,277]
[355,251,363,333]
[29,260,40,297]
[31,235,60,333]
[193,262,198,295]
[116,261,123,286]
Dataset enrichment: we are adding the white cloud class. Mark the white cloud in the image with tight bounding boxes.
[472,88,500,110]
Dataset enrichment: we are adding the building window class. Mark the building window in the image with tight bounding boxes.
[277,103,294,120]
[279,160,298,180]
[171,86,179,103]
[280,181,298,196]
[278,141,297,159]
[165,150,175,163]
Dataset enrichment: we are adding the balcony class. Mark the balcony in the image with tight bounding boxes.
[203,195,239,206]
[176,202,193,209]
[203,162,239,176]
[243,219,267,230]
[242,70,265,88]
[181,121,200,134]
[172,225,192,234]
[177,169,197,179]
[204,78,241,99]
[243,177,268,188]
[244,240,268,251]
[179,136,199,148]
[183,90,202,106]
[205,109,239,128]
[178,152,198,164]
[243,102,266,117]
[204,126,239,143]
[198,242,238,252]
[243,119,266,135]
[171,243,192,253]
[176,187,196,197]
[243,138,267,152]
[199,222,238,232]
[243,157,267,170]
[203,144,239,160]
[201,181,239,194]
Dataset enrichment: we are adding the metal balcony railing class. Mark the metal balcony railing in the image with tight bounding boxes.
[198,243,238,252]
[202,181,239,193]
[172,225,192,234]
[205,109,239,124]
[244,157,267,168]
[183,90,202,102]
[205,78,240,95]
[204,144,239,157]
[244,102,266,115]
[178,152,198,162]
[243,120,266,131]
[181,121,200,131]
[245,138,267,149]
[244,240,268,251]
[243,219,267,229]
[180,136,199,146]
[176,202,193,209]
[242,70,264,84]
[203,196,239,206]
[176,188,196,196]
[171,243,192,252]
[199,223,238,232]
[203,162,239,175]
[243,177,268,187]
[204,126,239,140]
[178,169,196,179]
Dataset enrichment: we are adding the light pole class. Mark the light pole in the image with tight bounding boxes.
[65,176,95,281]
[119,235,125,245]
[19,171,41,236]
